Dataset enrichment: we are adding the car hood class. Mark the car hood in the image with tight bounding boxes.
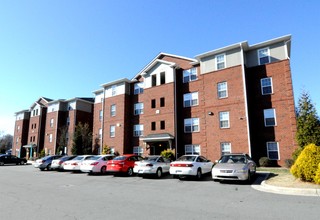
[213,163,246,170]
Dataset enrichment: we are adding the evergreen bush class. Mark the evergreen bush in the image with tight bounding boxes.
[160,149,175,161]
[290,143,320,182]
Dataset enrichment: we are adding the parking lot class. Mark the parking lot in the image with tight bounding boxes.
[1,164,320,220]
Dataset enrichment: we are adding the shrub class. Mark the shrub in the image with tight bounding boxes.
[290,143,320,182]
[101,145,110,155]
[292,147,303,162]
[160,149,175,161]
[258,157,279,167]
[284,159,294,168]
[314,163,320,185]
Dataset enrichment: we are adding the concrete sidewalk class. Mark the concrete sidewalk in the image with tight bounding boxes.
[252,172,320,197]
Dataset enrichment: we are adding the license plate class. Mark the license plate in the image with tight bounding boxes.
[176,170,182,173]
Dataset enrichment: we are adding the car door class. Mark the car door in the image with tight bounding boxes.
[161,157,171,173]
[199,156,211,173]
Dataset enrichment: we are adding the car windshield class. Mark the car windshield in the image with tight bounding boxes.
[143,156,159,162]
[219,155,246,164]
[113,156,127,161]
[42,156,52,160]
[176,155,197,162]
[73,156,84,160]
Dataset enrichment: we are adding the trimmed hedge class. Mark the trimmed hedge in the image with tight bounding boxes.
[314,163,320,184]
[290,143,320,182]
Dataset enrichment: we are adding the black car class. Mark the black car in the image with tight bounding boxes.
[0,154,27,165]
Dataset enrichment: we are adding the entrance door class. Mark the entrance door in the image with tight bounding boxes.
[150,142,168,155]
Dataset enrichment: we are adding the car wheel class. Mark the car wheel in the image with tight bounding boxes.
[101,166,107,174]
[156,168,162,178]
[40,168,45,171]
[196,168,202,180]
[0,161,4,166]
[47,164,51,171]
[246,170,251,183]
[20,161,25,165]
[127,167,133,176]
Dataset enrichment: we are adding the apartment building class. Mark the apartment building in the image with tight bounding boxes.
[93,35,297,166]
[12,97,94,158]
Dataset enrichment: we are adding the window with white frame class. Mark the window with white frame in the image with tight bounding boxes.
[134,103,144,115]
[133,146,143,155]
[220,142,231,155]
[267,142,279,160]
[183,92,199,107]
[109,147,115,154]
[134,82,144,95]
[258,47,270,65]
[99,128,102,139]
[183,68,197,83]
[264,109,276,126]
[110,104,116,117]
[99,110,103,121]
[219,112,230,128]
[110,125,115,137]
[50,118,54,127]
[216,54,226,70]
[133,124,144,137]
[217,81,228,98]
[49,134,53,143]
[111,85,117,96]
[261,77,273,95]
[67,117,70,126]
[184,118,200,133]
[185,144,200,155]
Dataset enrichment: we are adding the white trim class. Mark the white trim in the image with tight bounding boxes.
[264,108,277,127]
[219,111,230,129]
[258,47,270,65]
[261,77,273,95]
[217,81,228,99]
[215,53,226,70]
[266,142,280,160]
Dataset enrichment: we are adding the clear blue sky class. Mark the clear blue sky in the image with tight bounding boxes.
[1,0,319,135]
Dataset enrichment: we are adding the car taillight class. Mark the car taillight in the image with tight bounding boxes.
[171,163,193,167]
[146,164,153,167]
[59,161,63,165]
[91,162,99,166]
[71,162,78,166]
[42,160,45,163]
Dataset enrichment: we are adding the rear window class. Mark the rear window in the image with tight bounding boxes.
[113,156,127,161]
[88,156,101,160]
[176,155,196,162]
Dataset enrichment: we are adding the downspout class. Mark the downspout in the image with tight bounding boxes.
[240,43,252,156]
[173,66,178,160]
[100,89,106,154]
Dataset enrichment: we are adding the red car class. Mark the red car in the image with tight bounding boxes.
[106,154,143,176]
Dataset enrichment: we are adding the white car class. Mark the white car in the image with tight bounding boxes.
[63,155,94,172]
[80,154,114,174]
[133,155,171,178]
[169,155,213,180]
[211,153,256,182]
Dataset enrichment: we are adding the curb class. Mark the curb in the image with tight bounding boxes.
[252,172,320,197]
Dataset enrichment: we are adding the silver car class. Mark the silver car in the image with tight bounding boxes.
[211,153,256,182]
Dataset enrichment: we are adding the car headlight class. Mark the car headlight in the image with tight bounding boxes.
[235,169,247,173]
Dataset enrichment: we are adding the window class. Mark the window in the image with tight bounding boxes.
[99,110,103,121]
[217,82,228,99]
[49,134,53,143]
[109,147,115,154]
[160,72,166,85]
[151,122,156,131]
[99,128,102,139]
[184,118,200,133]
[160,121,165,130]
[221,142,231,155]
[134,103,144,115]
[216,54,226,70]
[151,99,156,108]
[185,144,200,155]
[264,109,276,126]
[133,146,143,156]
[111,85,117,96]
[67,117,70,126]
[219,112,230,128]
[134,82,144,94]
[183,92,199,107]
[111,104,116,117]
[160,97,165,107]
[258,47,270,65]
[183,68,197,83]
[36,109,38,115]
[34,124,36,129]
[50,118,54,128]
[261,78,273,95]
[133,124,144,137]
[17,125,20,131]
[110,125,115,137]
[267,142,279,160]
[152,75,157,87]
